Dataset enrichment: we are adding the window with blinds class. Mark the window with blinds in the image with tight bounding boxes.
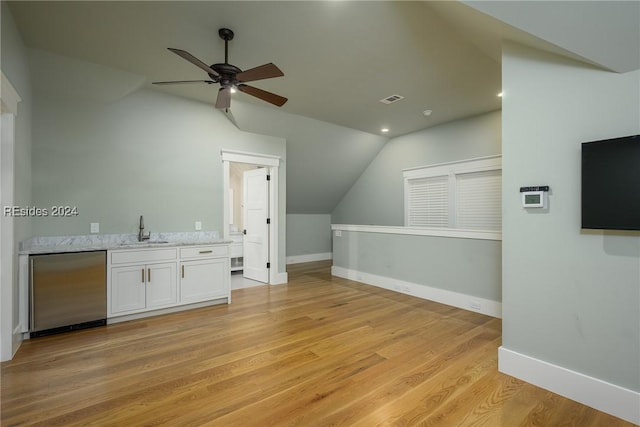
[404,156,502,232]
[406,175,449,227]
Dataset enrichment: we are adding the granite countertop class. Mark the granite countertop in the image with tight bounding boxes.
[20,232,231,255]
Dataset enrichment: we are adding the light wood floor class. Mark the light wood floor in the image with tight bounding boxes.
[1,261,635,426]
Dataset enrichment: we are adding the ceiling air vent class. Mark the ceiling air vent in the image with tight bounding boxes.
[380,94,405,105]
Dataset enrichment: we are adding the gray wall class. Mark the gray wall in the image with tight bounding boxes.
[332,110,502,225]
[330,110,503,307]
[286,214,332,257]
[333,231,501,302]
[502,43,640,391]
[1,2,33,340]
[229,101,389,214]
[29,50,288,273]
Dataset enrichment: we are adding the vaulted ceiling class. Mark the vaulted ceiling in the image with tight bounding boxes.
[9,1,504,138]
[7,1,639,213]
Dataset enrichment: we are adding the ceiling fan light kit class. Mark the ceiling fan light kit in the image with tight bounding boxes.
[153,28,287,110]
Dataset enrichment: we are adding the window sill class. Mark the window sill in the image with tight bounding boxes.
[331,224,501,241]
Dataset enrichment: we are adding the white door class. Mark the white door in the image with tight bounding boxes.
[243,167,270,283]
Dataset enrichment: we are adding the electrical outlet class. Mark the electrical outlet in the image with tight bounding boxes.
[195,221,202,231]
[335,230,342,237]
[90,223,99,233]
[470,301,482,311]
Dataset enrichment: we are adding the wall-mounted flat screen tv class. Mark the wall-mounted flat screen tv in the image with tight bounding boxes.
[581,134,640,230]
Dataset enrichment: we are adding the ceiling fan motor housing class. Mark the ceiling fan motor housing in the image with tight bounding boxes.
[211,63,242,87]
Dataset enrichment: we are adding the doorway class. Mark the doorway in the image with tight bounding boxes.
[228,162,267,288]
[221,149,283,286]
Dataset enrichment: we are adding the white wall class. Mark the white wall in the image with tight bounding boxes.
[501,42,639,422]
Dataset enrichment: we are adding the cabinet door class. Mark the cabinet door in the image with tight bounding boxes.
[146,262,178,309]
[180,258,229,304]
[110,265,146,315]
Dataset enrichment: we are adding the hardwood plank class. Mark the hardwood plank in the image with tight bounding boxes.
[1,260,635,426]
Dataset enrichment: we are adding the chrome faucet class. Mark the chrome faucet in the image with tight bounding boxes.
[138,215,150,242]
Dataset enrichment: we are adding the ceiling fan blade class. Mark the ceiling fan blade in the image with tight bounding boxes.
[237,84,287,107]
[152,80,215,85]
[236,63,284,83]
[168,48,219,77]
[215,87,231,109]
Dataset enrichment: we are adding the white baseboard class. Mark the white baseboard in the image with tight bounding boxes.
[499,346,640,425]
[331,265,502,318]
[107,299,228,324]
[13,323,23,335]
[270,271,288,285]
[286,252,332,265]
[12,323,24,359]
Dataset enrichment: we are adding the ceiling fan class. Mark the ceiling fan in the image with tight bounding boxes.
[153,28,287,110]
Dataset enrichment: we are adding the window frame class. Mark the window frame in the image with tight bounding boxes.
[403,155,502,240]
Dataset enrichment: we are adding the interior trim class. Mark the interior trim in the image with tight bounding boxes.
[499,346,640,425]
[331,224,501,241]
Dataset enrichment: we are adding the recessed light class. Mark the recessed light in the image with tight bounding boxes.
[381,128,389,133]
[423,109,433,116]
[497,92,503,97]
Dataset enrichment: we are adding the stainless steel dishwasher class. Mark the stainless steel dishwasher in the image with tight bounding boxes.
[30,251,107,338]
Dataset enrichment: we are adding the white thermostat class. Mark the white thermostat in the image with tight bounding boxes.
[520,186,549,208]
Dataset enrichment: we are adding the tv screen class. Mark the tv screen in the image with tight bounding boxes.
[581,134,640,230]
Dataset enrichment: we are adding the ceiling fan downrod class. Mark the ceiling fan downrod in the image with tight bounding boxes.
[218,28,234,64]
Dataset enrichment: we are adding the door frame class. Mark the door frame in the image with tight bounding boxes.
[221,149,284,285]
[1,71,22,361]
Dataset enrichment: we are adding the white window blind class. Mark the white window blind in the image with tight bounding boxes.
[404,155,501,233]
[407,175,449,227]
[456,170,502,231]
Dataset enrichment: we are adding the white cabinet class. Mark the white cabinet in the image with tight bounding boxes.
[181,258,228,304]
[108,248,178,316]
[179,245,230,304]
[110,262,177,315]
[107,244,230,321]
[110,265,146,314]
[146,263,178,308]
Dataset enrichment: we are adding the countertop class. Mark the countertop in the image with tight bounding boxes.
[20,232,231,255]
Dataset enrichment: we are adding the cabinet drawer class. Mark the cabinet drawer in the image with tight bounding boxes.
[111,248,177,265]
[180,245,228,259]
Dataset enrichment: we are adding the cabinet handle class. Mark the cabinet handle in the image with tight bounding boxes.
[181,265,185,278]
[148,268,151,282]
[199,250,213,254]
[141,268,145,283]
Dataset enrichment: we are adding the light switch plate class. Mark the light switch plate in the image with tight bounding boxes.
[90,223,99,233]
[195,221,202,231]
